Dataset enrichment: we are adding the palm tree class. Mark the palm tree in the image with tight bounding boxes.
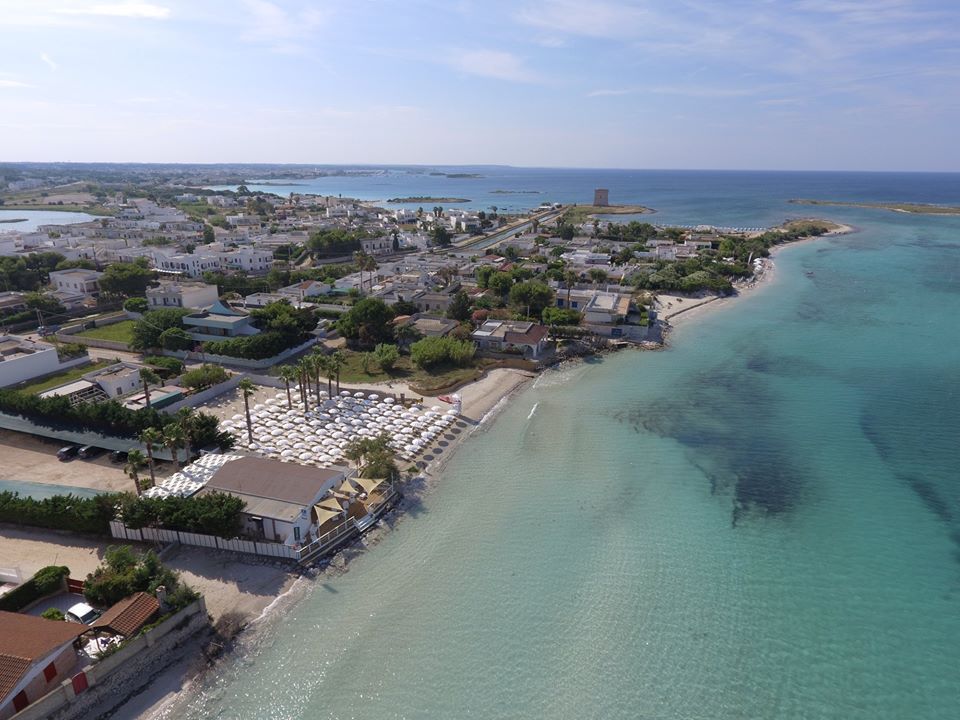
[329,351,346,395]
[163,423,186,469]
[238,378,256,443]
[139,427,163,489]
[564,270,578,308]
[124,449,147,496]
[353,251,367,295]
[361,254,378,293]
[315,352,334,397]
[296,359,312,410]
[175,407,198,462]
[140,368,161,409]
[308,350,327,404]
[277,365,298,409]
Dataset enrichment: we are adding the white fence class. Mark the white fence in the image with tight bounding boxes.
[110,520,298,560]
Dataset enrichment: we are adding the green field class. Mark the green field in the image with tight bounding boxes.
[15,360,112,395]
[75,320,136,345]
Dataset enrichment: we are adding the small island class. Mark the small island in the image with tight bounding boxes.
[490,189,542,195]
[562,204,656,223]
[428,172,484,178]
[0,217,28,223]
[386,196,471,203]
[790,199,960,215]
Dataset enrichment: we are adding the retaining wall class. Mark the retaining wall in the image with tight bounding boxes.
[161,337,318,370]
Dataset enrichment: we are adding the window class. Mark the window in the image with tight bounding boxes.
[13,690,29,711]
[44,661,57,682]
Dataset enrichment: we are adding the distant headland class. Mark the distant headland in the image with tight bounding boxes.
[386,196,470,203]
[790,199,960,215]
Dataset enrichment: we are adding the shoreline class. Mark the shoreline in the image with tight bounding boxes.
[657,223,854,330]
[132,223,854,718]
[129,367,536,719]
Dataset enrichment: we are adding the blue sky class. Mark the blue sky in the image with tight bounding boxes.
[1,0,958,170]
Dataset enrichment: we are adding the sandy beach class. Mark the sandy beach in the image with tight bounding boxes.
[656,223,854,328]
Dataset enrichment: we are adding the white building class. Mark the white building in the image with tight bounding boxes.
[48,268,103,296]
[146,280,220,310]
[0,336,80,388]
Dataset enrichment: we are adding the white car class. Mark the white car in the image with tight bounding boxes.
[65,602,100,625]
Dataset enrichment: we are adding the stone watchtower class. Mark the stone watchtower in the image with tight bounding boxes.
[593,188,609,207]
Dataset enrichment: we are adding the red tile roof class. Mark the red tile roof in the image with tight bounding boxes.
[91,592,160,637]
[0,611,85,700]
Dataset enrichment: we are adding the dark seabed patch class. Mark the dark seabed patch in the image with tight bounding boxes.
[612,364,807,524]
[857,367,960,559]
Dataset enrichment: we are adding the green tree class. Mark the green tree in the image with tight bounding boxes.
[588,268,608,287]
[139,427,163,489]
[329,350,346,394]
[277,364,298,410]
[130,308,191,350]
[373,343,399,372]
[202,225,215,243]
[336,297,394,349]
[98,260,156,297]
[509,281,554,318]
[431,224,451,247]
[124,449,147,496]
[159,327,193,351]
[163,423,186,469]
[446,290,471,321]
[488,271,513,300]
[139,368,161,409]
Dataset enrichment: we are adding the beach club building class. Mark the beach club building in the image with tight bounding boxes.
[197,457,348,546]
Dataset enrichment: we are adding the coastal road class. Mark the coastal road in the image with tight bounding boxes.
[454,208,563,252]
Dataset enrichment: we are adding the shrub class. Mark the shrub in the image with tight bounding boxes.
[0,565,70,612]
[123,297,149,313]
[83,546,196,611]
[410,336,476,369]
[181,364,229,391]
[542,307,582,326]
[203,331,301,360]
[55,342,88,360]
[130,308,191,350]
[373,343,399,372]
[144,355,184,378]
[42,607,65,621]
[159,327,193,351]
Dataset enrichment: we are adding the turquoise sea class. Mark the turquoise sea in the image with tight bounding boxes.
[161,171,960,720]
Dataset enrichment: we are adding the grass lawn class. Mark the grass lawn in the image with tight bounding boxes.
[75,320,136,345]
[15,360,113,395]
[334,350,499,394]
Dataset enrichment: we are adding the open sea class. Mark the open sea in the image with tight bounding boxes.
[161,169,960,720]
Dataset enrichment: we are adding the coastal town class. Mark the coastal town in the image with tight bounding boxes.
[0,166,837,719]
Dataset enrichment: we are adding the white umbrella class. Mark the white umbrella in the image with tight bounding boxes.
[384,397,395,404]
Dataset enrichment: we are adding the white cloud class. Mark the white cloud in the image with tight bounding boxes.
[0,80,34,88]
[57,2,171,19]
[239,0,330,52]
[40,53,58,71]
[448,49,540,83]
[587,88,635,97]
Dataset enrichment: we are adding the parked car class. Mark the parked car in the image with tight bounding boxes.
[57,445,81,461]
[78,445,106,459]
[65,602,101,625]
[37,324,61,337]
[109,450,129,464]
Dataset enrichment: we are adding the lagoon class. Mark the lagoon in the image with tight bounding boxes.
[0,209,98,232]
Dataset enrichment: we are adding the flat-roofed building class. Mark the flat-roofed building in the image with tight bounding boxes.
[146,280,219,310]
[48,268,103,297]
[0,336,77,388]
[471,320,549,359]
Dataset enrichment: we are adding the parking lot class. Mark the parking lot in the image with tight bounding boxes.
[0,429,169,493]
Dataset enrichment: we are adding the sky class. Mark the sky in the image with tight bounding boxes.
[1,0,959,171]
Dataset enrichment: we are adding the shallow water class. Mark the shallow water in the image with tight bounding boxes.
[163,179,960,720]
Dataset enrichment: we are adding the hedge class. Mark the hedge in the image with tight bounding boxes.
[119,492,245,539]
[0,565,70,612]
[0,491,126,536]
